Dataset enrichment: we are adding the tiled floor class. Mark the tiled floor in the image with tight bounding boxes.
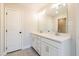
[6,47,39,56]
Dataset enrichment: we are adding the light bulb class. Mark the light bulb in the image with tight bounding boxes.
[62,3,66,6]
[56,11,58,14]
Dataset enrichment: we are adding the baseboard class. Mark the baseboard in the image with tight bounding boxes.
[0,53,1,56]
[0,52,7,56]
[2,52,7,56]
[22,45,32,50]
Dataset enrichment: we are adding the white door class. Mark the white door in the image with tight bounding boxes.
[5,8,22,53]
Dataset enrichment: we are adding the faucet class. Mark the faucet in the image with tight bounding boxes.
[55,32,59,36]
[39,30,43,33]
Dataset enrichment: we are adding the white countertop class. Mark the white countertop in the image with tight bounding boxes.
[32,32,71,43]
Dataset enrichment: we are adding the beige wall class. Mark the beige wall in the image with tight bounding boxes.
[0,3,1,55]
[0,3,5,55]
[74,3,79,55]
[67,3,77,55]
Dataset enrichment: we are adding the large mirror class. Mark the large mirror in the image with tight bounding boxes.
[58,18,66,33]
[38,3,68,33]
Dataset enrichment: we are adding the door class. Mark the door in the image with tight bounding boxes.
[5,8,22,52]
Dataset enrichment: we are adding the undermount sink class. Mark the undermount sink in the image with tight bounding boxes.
[55,33,60,36]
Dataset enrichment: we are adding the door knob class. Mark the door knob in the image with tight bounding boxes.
[19,32,22,34]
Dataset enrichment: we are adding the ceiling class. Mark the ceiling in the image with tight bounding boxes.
[16,3,49,12]
[5,3,67,16]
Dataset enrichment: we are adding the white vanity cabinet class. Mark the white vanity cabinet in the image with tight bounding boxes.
[32,33,71,56]
[41,41,50,56]
[40,37,61,56]
[41,41,60,56]
[32,34,41,55]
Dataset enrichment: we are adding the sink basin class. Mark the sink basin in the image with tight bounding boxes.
[55,33,60,36]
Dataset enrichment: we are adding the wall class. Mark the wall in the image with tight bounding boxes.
[74,4,79,55]
[21,11,33,49]
[0,3,5,55]
[21,4,47,49]
[0,4,1,55]
[67,3,77,56]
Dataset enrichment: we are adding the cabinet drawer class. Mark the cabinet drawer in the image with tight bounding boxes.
[41,37,61,48]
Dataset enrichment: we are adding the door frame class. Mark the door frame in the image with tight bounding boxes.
[4,8,23,54]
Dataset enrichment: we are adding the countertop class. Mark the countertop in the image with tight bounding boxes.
[31,32,71,43]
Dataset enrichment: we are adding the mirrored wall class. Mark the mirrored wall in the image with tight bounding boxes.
[37,3,68,33]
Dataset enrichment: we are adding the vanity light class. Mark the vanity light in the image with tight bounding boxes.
[62,3,66,6]
[33,9,46,21]
[56,11,58,14]
[51,3,61,9]
[51,3,66,9]
[39,9,46,15]
[33,13,39,20]
[59,3,66,8]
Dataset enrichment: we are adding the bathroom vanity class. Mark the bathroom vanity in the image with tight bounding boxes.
[31,32,71,56]
[31,4,71,56]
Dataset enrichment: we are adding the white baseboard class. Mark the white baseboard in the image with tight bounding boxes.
[0,52,7,56]
[0,53,1,56]
[22,45,32,50]
[2,52,7,56]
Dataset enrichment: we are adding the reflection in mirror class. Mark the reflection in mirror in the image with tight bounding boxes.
[58,18,66,33]
[38,3,68,33]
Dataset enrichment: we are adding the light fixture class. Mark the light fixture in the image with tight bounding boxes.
[56,11,58,14]
[62,3,66,6]
[33,9,46,21]
[51,3,66,9]
[51,3,61,9]
[39,9,46,15]
[33,13,39,20]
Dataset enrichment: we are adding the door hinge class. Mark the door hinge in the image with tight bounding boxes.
[6,47,7,50]
[6,29,7,32]
[6,12,8,15]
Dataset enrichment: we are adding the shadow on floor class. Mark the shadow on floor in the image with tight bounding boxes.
[6,47,39,56]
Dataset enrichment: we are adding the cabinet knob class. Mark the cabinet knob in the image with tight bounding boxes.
[19,32,22,34]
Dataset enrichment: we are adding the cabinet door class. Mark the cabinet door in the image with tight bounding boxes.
[49,45,60,56]
[32,35,41,55]
[41,41,60,56]
[41,42,50,56]
[36,38,41,55]
[32,35,37,51]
